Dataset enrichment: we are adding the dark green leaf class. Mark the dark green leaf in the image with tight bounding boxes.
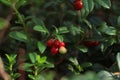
[95,0,111,9]
[28,74,35,80]
[29,52,37,63]
[117,52,120,71]
[16,0,27,9]
[33,25,49,33]
[77,45,88,53]
[0,0,12,6]
[9,31,28,42]
[37,41,46,54]
[69,57,79,65]
[58,27,69,34]
[56,35,63,42]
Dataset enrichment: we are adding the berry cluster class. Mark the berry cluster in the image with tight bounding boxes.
[47,39,67,55]
[83,41,99,47]
[73,0,83,10]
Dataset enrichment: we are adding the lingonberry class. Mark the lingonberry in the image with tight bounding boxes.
[92,41,99,46]
[53,39,60,48]
[59,42,65,47]
[59,46,67,54]
[73,0,83,10]
[51,47,59,55]
[47,39,54,47]
[83,41,99,47]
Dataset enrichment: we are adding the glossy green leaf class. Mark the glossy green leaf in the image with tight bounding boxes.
[37,41,46,54]
[58,27,69,34]
[81,0,94,17]
[28,74,35,80]
[95,0,111,9]
[22,63,33,70]
[77,45,88,53]
[97,70,113,80]
[105,27,116,35]
[0,0,12,6]
[33,25,49,33]
[37,56,47,64]
[117,52,120,71]
[56,35,63,42]
[16,0,27,9]
[29,52,37,63]
[69,57,79,65]
[9,31,28,42]
[99,23,116,35]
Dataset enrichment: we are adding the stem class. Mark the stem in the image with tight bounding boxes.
[12,4,32,51]
[13,6,27,33]
[34,66,38,80]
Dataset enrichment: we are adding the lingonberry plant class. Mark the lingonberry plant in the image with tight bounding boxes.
[0,0,120,80]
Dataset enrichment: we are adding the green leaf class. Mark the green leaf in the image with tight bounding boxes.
[97,70,113,80]
[83,19,92,29]
[44,62,54,68]
[37,56,47,64]
[33,25,49,34]
[37,41,46,54]
[29,52,37,63]
[28,74,35,80]
[117,52,120,71]
[82,0,94,17]
[16,0,27,9]
[69,57,79,66]
[0,0,12,6]
[81,62,92,68]
[58,27,69,34]
[56,35,63,42]
[5,54,12,63]
[5,54,17,63]
[99,23,116,35]
[95,0,111,9]
[117,16,120,26]
[77,45,88,53]
[22,63,33,71]
[105,27,116,35]
[9,31,28,42]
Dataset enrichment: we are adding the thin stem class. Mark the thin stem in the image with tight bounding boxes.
[13,6,27,33]
[12,4,32,51]
[34,66,38,80]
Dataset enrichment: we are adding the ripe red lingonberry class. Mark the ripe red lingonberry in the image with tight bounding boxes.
[83,41,99,47]
[47,39,54,47]
[51,47,59,55]
[83,41,93,47]
[53,39,60,48]
[59,42,65,47]
[92,41,99,46]
[73,0,83,10]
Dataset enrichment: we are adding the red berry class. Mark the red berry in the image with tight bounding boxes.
[83,41,99,47]
[53,39,60,48]
[92,41,99,46]
[47,39,54,47]
[83,41,93,47]
[51,47,58,55]
[73,0,83,10]
[59,42,65,47]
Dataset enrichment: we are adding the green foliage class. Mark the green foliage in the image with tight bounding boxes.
[0,0,120,80]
